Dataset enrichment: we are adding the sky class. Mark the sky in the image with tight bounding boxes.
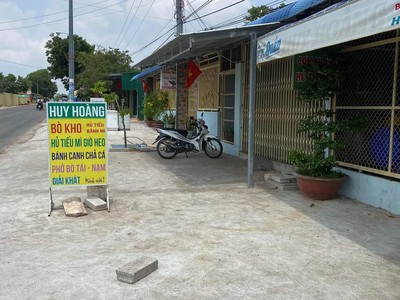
[0,0,294,94]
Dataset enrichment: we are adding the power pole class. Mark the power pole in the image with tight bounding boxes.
[175,0,184,36]
[68,0,75,101]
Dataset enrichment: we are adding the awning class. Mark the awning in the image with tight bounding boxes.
[134,23,281,69]
[130,65,162,81]
[257,0,400,63]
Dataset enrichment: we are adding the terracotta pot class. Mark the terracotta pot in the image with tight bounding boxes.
[296,174,347,200]
[152,123,164,128]
[145,120,155,127]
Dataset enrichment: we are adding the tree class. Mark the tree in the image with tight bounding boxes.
[45,32,94,91]
[245,3,286,22]
[104,92,130,148]
[15,76,30,94]
[76,46,136,98]
[26,69,57,98]
[90,80,108,97]
[0,73,17,93]
[0,73,30,94]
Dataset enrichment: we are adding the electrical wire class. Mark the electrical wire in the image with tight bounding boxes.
[130,16,176,57]
[183,0,212,25]
[0,0,130,32]
[131,30,175,62]
[0,0,113,24]
[0,59,42,70]
[206,13,247,30]
[185,0,208,29]
[130,0,262,61]
[113,0,142,49]
[122,0,157,51]
[0,0,290,72]
[186,0,213,19]
[185,0,245,25]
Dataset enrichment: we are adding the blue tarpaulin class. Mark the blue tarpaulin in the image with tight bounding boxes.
[247,0,326,25]
[130,65,161,81]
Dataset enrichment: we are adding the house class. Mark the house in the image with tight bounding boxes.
[131,0,400,215]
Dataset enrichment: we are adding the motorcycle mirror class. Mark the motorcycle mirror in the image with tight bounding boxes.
[201,112,204,117]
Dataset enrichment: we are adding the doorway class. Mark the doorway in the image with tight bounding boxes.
[220,71,235,143]
[219,63,243,156]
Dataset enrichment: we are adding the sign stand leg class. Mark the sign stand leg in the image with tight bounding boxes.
[106,186,110,212]
[48,187,54,217]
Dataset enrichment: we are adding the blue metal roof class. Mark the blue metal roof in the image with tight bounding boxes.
[247,0,327,25]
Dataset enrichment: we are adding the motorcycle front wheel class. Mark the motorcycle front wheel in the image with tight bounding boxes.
[157,137,178,159]
[204,137,223,158]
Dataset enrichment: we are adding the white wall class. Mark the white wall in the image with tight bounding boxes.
[339,168,400,215]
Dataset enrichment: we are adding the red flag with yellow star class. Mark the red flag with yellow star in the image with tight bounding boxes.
[185,60,201,89]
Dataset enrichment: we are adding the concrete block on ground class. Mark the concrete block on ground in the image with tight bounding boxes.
[116,257,158,284]
[87,185,107,201]
[264,174,299,191]
[265,178,279,190]
[84,197,107,211]
[263,171,280,181]
[278,183,299,191]
[62,197,88,217]
[271,173,297,183]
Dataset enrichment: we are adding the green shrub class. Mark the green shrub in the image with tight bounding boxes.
[288,53,367,178]
[142,91,168,120]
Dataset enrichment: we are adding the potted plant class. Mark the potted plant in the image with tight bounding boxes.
[162,108,175,128]
[288,53,366,200]
[186,115,196,138]
[142,91,168,127]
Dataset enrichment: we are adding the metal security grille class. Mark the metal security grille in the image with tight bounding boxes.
[336,30,400,179]
[242,43,311,162]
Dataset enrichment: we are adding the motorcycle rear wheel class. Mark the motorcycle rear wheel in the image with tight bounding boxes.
[204,137,223,158]
[157,137,178,159]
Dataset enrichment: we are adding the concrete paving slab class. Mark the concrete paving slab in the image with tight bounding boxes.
[84,197,107,211]
[116,257,158,284]
[271,173,297,183]
[87,185,107,201]
[62,196,88,217]
[0,119,399,299]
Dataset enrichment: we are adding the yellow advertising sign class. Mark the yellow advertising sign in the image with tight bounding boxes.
[47,102,108,187]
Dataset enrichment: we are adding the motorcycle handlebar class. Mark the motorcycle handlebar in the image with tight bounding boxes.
[190,118,204,126]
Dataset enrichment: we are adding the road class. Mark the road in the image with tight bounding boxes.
[0,104,46,152]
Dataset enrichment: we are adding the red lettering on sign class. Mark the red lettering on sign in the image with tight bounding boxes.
[296,72,305,82]
[395,3,400,10]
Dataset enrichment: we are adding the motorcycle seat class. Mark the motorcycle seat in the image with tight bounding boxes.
[163,128,188,137]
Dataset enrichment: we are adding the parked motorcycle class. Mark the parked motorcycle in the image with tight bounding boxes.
[153,114,223,159]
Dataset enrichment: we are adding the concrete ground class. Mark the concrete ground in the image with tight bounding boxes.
[0,120,400,299]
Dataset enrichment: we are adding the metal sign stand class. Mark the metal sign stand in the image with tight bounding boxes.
[106,186,110,212]
[48,187,54,217]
